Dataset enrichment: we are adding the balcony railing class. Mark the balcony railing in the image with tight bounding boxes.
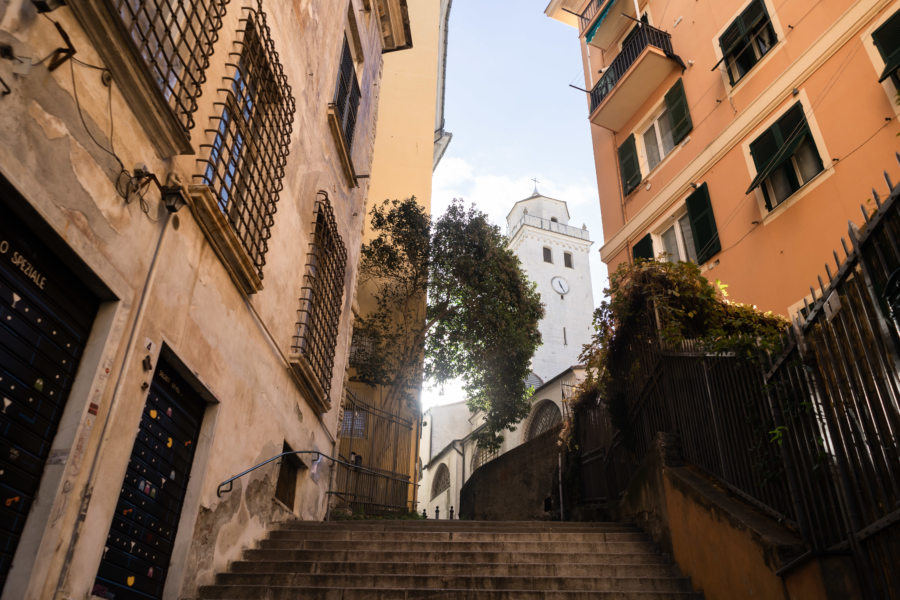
[579,0,608,32]
[589,24,675,113]
[508,214,590,241]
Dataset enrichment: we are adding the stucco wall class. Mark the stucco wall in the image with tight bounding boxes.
[459,425,562,521]
[614,434,862,600]
[0,1,392,598]
[575,0,900,316]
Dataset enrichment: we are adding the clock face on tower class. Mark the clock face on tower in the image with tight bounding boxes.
[551,276,570,295]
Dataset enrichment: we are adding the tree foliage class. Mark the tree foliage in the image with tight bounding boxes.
[564,259,789,446]
[356,198,544,448]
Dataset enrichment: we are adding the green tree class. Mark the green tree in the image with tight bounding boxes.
[354,198,544,449]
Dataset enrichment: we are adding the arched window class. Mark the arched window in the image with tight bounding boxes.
[526,401,562,441]
[471,445,498,472]
[431,463,450,499]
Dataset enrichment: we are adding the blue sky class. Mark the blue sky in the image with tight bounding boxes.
[423,0,609,409]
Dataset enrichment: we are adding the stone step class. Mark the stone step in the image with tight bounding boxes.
[267,529,650,543]
[257,538,660,554]
[242,548,673,565]
[198,586,703,599]
[281,520,635,532]
[209,573,694,591]
[228,560,679,578]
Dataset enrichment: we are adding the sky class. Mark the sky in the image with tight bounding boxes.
[421,0,609,410]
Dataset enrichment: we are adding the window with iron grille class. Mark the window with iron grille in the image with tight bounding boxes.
[341,409,367,439]
[431,463,450,499]
[526,401,562,441]
[292,193,348,405]
[333,35,362,154]
[471,445,498,472]
[112,0,229,132]
[197,7,295,281]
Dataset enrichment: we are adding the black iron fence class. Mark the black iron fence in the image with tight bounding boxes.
[589,24,676,113]
[576,156,900,598]
[579,0,609,33]
[329,388,414,515]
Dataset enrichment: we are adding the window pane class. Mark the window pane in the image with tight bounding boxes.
[794,138,823,184]
[766,163,795,208]
[644,124,661,170]
[658,109,675,156]
[661,226,679,262]
[564,252,573,268]
[678,214,698,263]
[543,247,552,263]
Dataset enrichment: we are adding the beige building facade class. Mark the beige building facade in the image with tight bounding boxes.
[342,0,452,513]
[547,0,900,316]
[0,0,414,598]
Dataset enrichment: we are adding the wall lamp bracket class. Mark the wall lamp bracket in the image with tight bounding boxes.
[133,168,188,213]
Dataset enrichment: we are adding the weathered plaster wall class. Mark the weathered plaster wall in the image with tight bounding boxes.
[614,434,862,600]
[0,1,390,599]
[459,425,561,521]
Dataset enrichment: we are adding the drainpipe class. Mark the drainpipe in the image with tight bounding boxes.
[55,210,172,597]
[633,0,642,22]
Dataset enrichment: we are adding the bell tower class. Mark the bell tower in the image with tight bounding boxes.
[506,190,594,382]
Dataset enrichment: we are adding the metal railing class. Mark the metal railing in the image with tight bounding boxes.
[508,214,590,241]
[330,388,415,515]
[575,154,900,598]
[578,0,610,33]
[589,24,675,114]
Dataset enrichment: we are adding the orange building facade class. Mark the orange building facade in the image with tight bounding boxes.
[547,0,900,317]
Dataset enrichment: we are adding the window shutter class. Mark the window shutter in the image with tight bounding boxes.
[873,10,900,82]
[685,183,721,263]
[747,102,811,193]
[618,134,642,196]
[632,234,654,261]
[665,78,693,145]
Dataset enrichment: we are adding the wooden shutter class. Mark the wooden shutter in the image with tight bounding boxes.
[665,78,693,145]
[685,183,721,263]
[873,10,900,82]
[747,102,811,193]
[632,234,654,261]
[618,134,642,196]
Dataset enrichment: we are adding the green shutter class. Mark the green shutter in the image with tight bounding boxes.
[685,183,721,263]
[873,10,900,82]
[746,102,811,193]
[665,78,693,145]
[632,234,654,261]
[618,134,642,196]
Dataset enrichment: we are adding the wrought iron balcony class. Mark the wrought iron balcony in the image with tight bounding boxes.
[588,24,682,131]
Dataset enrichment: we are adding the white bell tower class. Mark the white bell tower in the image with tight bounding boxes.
[506,189,594,383]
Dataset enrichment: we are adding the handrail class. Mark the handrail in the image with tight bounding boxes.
[216,450,402,497]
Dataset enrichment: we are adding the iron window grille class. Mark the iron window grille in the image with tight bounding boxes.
[340,409,367,439]
[111,0,230,132]
[431,463,450,499]
[196,5,295,281]
[333,35,362,153]
[526,401,562,441]
[292,192,348,403]
[471,445,498,471]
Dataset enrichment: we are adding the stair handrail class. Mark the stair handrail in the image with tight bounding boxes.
[216,450,394,497]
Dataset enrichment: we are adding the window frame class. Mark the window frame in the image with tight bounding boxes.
[716,0,778,87]
[431,463,451,499]
[290,192,349,414]
[543,247,553,263]
[746,102,824,212]
[641,107,676,172]
[328,33,363,186]
[563,252,573,269]
[67,0,230,156]
[656,212,697,264]
[197,8,295,285]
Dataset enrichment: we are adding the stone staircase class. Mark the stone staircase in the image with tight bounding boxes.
[198,520,702,599]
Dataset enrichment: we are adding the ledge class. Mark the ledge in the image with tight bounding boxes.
[186,184,262,296]
[67,0,193,157]
[288,352,331,414]
[326,105,358,188]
